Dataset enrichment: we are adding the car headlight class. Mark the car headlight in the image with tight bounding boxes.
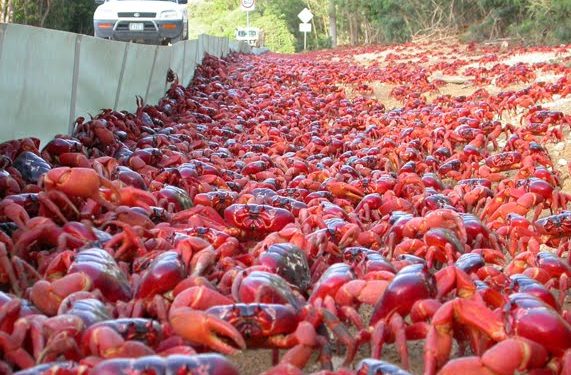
[159,10,179,19]
[95,8,116,19]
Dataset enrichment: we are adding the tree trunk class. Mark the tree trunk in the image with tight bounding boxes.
[23,0,30,24]
[2,0,9,23]
[349,13,358,45]
[40,0,51,27]
[328,0,336,48]
[7,0,12,23]
[306,4,318,49]
[2,0,14,23]
[347,11,353,45]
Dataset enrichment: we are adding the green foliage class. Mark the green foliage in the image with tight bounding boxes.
[45,0,97,35]
[10,1,43,25]
[256,0,313,50]
[365,0,411,43]
[554,19,571,43]
[463,0,571,45]
[379,15,410,43]
[188,0,296,53]
[208,8,246,39]
[315,35,332,49]
[7,0,96,34]
[5,0,570,49]
[253,14,296,53]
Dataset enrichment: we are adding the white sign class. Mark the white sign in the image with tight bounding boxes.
[299,23,312,33]
[297,8,313,24]
[240,0,255,11]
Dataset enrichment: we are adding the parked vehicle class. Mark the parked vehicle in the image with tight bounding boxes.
[94,0,188,45]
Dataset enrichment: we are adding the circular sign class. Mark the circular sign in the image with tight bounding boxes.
[241,0,255,8]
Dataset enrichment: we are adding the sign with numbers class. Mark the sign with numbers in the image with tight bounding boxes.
[240,0,255,11]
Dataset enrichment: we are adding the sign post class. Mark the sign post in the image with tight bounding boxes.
[299,23,312,51]
[297,8,313,51]
[240,0,255,29]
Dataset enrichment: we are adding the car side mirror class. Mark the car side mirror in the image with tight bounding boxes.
[95,0,105,4]
[178,0,188,4]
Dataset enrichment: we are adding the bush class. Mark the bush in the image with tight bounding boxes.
[187,1,295,53]
[554,19,571,43]
[253,14,296,53]
[367,1,411,43]
[378,15,410,43]
[462,0,571,45]
[209,9,248,39]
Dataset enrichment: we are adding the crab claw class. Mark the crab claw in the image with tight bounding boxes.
[171,286,234,311]
[322,180,364,202]
[30,273,93,316]
[0,201,29,229]
[169,308,246,355]
[118,186,157,210]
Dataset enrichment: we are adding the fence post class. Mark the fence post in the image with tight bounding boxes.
[114,42,131,111]
[68,34,83,134]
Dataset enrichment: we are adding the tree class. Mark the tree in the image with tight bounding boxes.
[328,0,336,47]
[1,0,96,34]
[44,0,97,35]
[187,0,296,53]
[4,0,570,47]
[1,0,14,23]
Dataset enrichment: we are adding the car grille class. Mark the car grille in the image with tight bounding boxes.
[115,21,157,31]
[117,12,156,18]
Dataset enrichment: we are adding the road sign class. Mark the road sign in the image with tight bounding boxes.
[299,20,312,51]
[297,8,313,24]
[240,0,255,11]
[299,23,311,33]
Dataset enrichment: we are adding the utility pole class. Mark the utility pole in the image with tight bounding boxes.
[328,0,336,48]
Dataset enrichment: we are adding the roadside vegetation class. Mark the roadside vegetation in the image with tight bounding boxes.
[0,0,96,35]
[1,0,570,52]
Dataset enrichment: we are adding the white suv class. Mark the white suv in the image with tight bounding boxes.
[94,0,188,45]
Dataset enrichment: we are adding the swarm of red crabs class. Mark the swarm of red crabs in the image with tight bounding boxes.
[0,41,570,375]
